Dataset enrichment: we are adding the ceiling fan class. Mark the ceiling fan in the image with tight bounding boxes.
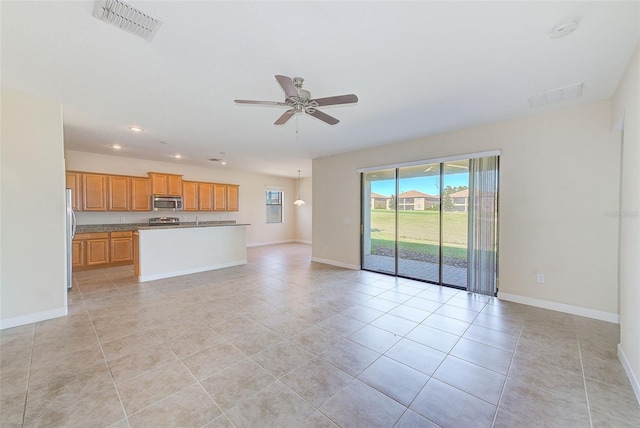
[234,75,358,126]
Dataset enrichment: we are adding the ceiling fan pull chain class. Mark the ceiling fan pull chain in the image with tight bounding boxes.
[296,115,299,139]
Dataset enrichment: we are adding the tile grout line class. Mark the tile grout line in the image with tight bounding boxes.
[87,310,131,428]
[577,337,594,428]
[490,317,524,427]
[20,323,37,427]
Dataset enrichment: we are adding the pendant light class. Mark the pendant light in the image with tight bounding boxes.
[293,170,306,205]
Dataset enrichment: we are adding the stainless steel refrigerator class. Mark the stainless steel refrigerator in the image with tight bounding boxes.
[66,188,77,289]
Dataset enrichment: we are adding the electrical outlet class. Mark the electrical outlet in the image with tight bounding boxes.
[119,217,126,223]
[536,274,545,283]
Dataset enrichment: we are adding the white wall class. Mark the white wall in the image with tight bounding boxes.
[1,90,67,329]
[313,101,621,319]
[65,150,311,246]
[294,177,312,244]
[611,43,640,401]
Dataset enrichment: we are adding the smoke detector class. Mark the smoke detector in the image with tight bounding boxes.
[549,21,579,39]
[92,0,163,41]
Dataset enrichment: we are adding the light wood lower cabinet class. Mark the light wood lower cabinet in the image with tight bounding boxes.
[133,231,140,277]
[73,231,133,271]
[110,231,133,263]
[73,232,109,270]
[72,240,84,268]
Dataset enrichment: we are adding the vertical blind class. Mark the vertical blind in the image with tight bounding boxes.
[467,156,499,295]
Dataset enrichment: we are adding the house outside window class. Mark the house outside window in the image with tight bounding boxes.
[266,190,283,223]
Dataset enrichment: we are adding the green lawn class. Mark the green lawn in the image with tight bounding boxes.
[369,209,468,259]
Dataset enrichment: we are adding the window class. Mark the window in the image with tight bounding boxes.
[266,190,283,223]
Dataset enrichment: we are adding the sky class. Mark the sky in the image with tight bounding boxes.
[371,173,469,197]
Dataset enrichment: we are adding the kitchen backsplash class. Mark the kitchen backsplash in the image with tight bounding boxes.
[75,211,238,225]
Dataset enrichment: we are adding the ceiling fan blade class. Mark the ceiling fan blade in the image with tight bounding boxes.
[311,94,359,107]
[234,99,288,106]
[274,109,295,125]
[307,109,339,125]
[275,75,299,99]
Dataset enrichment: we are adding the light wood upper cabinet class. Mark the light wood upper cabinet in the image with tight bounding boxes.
[82,174,107,211]
[149,172,183,196]
[168,175,183,196]
[66,170,238,213]
[213,183,227,211]
[66,171,82,211]
[131,178,151,211]
[199,183,214,211]
[108,176,130,211]
[182,181,198,211]
[227,185,239,212]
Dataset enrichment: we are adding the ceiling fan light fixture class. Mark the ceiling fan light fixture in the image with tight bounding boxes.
[235,75,358,126]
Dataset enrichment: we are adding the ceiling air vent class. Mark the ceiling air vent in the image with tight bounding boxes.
[92,0,163,41]
[208,158,223,162]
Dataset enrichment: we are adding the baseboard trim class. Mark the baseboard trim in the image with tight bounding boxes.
[618,344,640,405]
[497,292,619,323]
[247,240,295,248]
[138,260,247,282]
[0,306,67,330]
[247,240,311,248]
[311,257,360,270]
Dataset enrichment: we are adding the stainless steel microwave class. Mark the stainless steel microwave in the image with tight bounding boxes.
[152,195,183,211]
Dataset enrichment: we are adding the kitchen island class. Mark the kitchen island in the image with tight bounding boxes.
[133,222,249,282]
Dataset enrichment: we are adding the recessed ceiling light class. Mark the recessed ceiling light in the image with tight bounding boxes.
[549,20,579,39]
[220,161,227,165]
[129,126,143,132]
[111,144,122,149]
[173,154,182,159]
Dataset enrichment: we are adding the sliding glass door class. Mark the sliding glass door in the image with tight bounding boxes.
[397,164,440,282]
[362,169,396,275]
[362,155,497,293]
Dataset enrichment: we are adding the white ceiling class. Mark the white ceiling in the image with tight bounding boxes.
[2,1,638,178]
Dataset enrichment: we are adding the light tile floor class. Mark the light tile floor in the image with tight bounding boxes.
[363,254,468,287]
[1,243,639,427]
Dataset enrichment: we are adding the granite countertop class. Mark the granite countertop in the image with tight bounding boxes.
[137,222,250,231]
[76,221,247,233]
